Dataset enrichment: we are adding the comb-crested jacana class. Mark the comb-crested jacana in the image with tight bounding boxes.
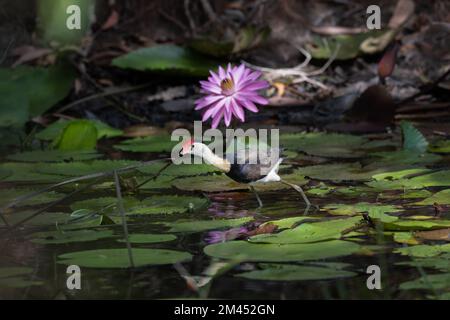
[180,139,311,208]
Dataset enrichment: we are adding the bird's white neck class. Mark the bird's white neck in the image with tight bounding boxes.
[192,143,231,173]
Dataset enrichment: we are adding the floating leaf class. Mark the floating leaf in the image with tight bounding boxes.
[367,170,450,190]
[291,163,373,182]
[0,188,63,208]
[323,203,400,223]
[204,240,360,262]
[58,248,192,268]
[0,267,41,289]
[117,234,176,244]
[396,254,450,272]
[260,216,319,230]
[161,217,253,233]
[414,190,450,206]
[7,150,101,162]
[393,232,419,245]
[137,162,219,177]
[372,168,432,181]
[400,273,450,291]
[280,132,367,158]
[1,211,70,227]
[31,229,115,244]
[401,121,428,153]
[55,120,98,151]
[249,216,362,244]
[384,219,450,231]
[36,119,123,141]
[36,160,139,176]
[112,44,218,76]
[173,173,307,192]
[429,140,450,154]
[71,195,208,215]
[394,244,450,258]
[236,263,356,281]
[0,162,65,182]
[115,135,177,153]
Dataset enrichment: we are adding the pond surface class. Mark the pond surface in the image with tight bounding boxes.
[1,129,450,300]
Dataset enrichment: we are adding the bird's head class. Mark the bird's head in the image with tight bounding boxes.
[180,138,205,157]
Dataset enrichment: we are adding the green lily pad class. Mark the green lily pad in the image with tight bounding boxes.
[31,229,115,244]
[260,216,319,230]
[36,119,123,141]
[367,151,441,169]
[161,217,253,233]
[6,150,102,162]
[323,203,400,223]
[58,248,192,268]
[0,188,63,208]
[112,44,218,77]
[237,263,356,281]
[0,267,41,288]
[400,273,450,291]
[172,173,307,192]
[384,219,450,231]
[292,163,373,182]
[396,254,450,272]
[136,176,174,190]
[368,170,450,191]
[0,162,65,183]
[429,140,450,154]
[55,120,98,151]
[117,233,176,244]
[280,132,367,158]
[249,216,362,244]
[115,135,177,153]
[1,211,70,227]
[392,232,419,245]
[414,190,450,206]
[372,168,432,181]
[137,162,219,177]
[71,195,208,215]
[204,240,360,262]
[35,160,139,176]
[394,244,450,258]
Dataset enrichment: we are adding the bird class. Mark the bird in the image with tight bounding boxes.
[180,138,311,208]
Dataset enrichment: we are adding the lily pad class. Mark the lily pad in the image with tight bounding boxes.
[58,248,192,268]
[31,229,116,244]
[1,211,70,227]
[414,190,450,206]
[367,170,450,190]
[117,234,176,244]
[0,267,41,288]
[35,160,139,176]
[400,273,450,291]
[71,195,208,215]
[55,120,98,151]
[36,119,123,141]
[0,188,63,208]
[204,240,361,262]
[236,263,356,281]
[249,216,362,244]
[0,162,65,183]
[394,244,450,258]
[112,44,218,77]
[115,135,177,153]
[393,232,419,245]
[172,173,307,192]
[384,219,450,231]
[323,203,400,223]
[291,163,373,182]
[280,132,367,158]
[429,140,450,154]
[6,150,102,162]
[138,162,219,177]
[161,217,253,233]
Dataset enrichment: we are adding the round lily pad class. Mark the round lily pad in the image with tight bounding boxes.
[31,229,116,244]
[117,233,176,244]
[58,248,192,268]
[7,150,102,162]
[204,240,360,262]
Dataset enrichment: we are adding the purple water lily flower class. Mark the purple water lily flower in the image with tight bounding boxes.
[205,227,248,244]
[195,63,269,128]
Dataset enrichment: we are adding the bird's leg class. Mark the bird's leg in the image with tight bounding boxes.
[249,185,263,208]
[280,180,311,208]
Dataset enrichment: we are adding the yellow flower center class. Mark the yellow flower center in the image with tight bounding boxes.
[220,78,234,95]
